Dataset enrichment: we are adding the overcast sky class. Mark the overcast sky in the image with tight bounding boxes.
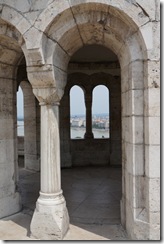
[70,85,109,116]
[17,85,109,118]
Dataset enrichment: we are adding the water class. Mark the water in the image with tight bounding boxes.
[17,121,109,139]
[71,127,109,139]
[17,120,24,136]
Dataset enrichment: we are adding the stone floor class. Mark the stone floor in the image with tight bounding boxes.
[0,166,128,240]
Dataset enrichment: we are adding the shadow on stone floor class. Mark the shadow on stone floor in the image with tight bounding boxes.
[0,166,128,240]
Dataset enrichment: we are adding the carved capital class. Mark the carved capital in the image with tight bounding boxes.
[33,87,64,105]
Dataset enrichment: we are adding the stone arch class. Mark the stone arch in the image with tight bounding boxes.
[41,4,147,239]
[29,1,159,240]
[24,0,150,91]
[0,4,31,36]
[0,17,26,218]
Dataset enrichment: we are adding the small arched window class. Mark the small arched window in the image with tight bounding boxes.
[70,85,86,139]
[92,85,110,138]
[17,86,24,136]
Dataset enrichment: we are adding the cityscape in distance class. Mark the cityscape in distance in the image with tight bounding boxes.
[17,113,110,139]
[70,113,110,139]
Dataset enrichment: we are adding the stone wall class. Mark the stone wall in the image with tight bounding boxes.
[60,69,121,168]
[0,0,160,240]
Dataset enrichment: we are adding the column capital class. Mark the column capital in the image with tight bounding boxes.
[33,87,63,105]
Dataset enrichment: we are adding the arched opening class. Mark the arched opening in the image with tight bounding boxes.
[70,85,86,139]
[60,44,122,233]
[0,2,160,241]
[16,56,40,216]
[17,86,24,168]
[92,85,110,139]
[28,1,160,241]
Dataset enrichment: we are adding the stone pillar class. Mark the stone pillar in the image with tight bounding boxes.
[30,99,69,240]
[110,79,121,166]
[84,93,94,139]
[60,90,72,168]
[20,81,40,171]
[0,76,21,218]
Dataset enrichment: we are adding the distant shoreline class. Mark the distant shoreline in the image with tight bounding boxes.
[17,118,24,121]
[71,127,109,132]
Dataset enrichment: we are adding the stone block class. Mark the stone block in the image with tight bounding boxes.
[0,140,15,165]
[0,119,15,140]
[1,5,23,27]
[144,88,160,117]
[139,22,153,50]
[144,116,160,145]
[30,194,69,240]
[131,90,144,116]
[53,43,70,71]
[122,91,130,117]
[145,145,160,178]
[126,143,144,176]
[125,171,133,205]
[0,64,15,79]
[0,163,15,186]
[23,27,43,50]
[129,60,144,90]
[79,23,104,45]
[34,0,70,32]
[134,175,145,208]
[144,60,160,89]
[30,0,48,11]
[149,224,160,240]
[127,33,143,62]
[2,0,31,13]
[122,116,131,143]
[48,8,75,43]
[121,65,129,92]
[119,44,130,68]
[0,192,21,218]
[104,32,123,58]
[149,211,160,225]
[0,47,19,65]
[124,142,132,172]
[129,116,143,144]
[58,26,83,56]
[136,0,156,20]
[146,177,160,212]
[143,21,160,60]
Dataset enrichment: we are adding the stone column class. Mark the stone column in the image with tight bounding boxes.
[84,93,94,139]
[60,91,72,168]
[30,98,69,240]
[20,81,40,171]
[0,77,21,218]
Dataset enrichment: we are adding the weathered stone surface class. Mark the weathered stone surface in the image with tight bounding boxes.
[31,194,69,240]
[0,0,160,241]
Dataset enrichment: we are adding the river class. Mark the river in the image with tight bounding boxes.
[17,121,109,138]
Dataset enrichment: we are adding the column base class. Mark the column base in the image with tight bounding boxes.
[30,191,69,240]
[84,132,94,139]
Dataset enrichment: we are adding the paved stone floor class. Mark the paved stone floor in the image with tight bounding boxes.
[0,166,128,240]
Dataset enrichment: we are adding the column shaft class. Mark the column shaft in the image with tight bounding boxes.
[84,94,94,139]
[30,102,69,240]
[41,104,60,193]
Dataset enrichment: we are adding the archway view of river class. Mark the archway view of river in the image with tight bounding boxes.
[17,121,109,139]
[71,127,109,139]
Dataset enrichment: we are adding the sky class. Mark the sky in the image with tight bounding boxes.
[17,87,24,118]
[70,85,109,116]
[17,85,109,118]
